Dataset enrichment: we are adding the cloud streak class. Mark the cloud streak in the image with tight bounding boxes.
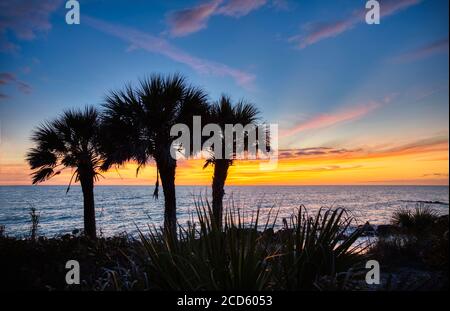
[217,0,267,17]
[276,135,448,161]
[393,37,449,63]
[289,0,422,49]
[372,136,449,157]
[167,0,223,37]
[167,0,278,37]
[422,173,449,177]
[281,101,381,138]
[278,147,362,159]
[2,135,447,186]
[0,72,32,97]
[84,16,255,88]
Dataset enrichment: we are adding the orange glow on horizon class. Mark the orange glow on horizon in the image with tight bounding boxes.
[0,138,448,186]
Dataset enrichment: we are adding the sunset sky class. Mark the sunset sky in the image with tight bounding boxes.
[0,0,448,186]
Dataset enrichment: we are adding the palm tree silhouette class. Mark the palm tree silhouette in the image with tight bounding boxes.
[26,106,103,239]
[203,95,260,228]
[101,74,208,235]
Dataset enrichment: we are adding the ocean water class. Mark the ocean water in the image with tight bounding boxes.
[0,185,448,238]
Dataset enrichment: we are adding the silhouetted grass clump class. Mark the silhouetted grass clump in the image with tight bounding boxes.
[1,201,368,291]
[135,200,367,291]
[0,234,141,291]
[29,206,40,241]
[392,206,440,235]
[370,205,448,275]
[0,225,5,238]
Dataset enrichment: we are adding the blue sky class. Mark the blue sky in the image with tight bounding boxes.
[0,0,448,184]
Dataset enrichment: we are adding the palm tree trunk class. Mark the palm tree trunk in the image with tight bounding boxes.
[80,174,96,239]
[212,159,230,229]
[157,153,177,236]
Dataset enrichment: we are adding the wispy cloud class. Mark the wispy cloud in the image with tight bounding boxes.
[289,0,422,49]
[167,0,282,37]
[373,136,449,157]
[289,19,357,50]
[281,100,382,138]
[0,72,15,85]
[167,0,223,37]
[422,173,449,177]
[84,16,255,88]
[0,0,62,53]
[3,135,447,186]
[277,135,448,162]
[393,37,449,63]
[278,147,363,158]
[412,83,449,102]
[0,72,32,98]
[217,0,267,17]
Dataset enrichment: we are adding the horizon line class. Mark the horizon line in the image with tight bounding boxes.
[1,184,448,187]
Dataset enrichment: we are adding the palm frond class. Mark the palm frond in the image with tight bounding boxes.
[30,167,57,184]
[26,148,58,170]
[203,95,262,166]
[27,105,103,187]
[101,73,209,172]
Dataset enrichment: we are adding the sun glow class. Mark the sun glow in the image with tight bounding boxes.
[1,137,447,186]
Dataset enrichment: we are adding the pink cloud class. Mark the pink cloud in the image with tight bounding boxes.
[281,101,381,138]
[393,38,449,63]
[412,84,448,102]
[0,73,16,84]
[0,41,19,53]
[84,16,255,88]
[277,134,448,160]
[16,80,32,93]
[289,18,357,49]
[290,0,422,49]
[217,0,268,17]
[167,0,278,37]
[0,72,32,97]
[167,0,223,37]
[0,0,62,52]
